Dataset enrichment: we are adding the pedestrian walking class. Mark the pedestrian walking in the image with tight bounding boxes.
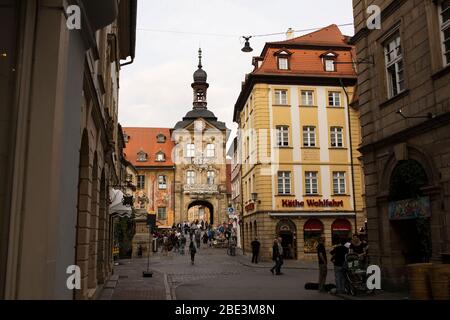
[251,238,261,264]
[330,238,349,294]
[195,229,201,249]
[270,238,283,275]
[276,237,284,274]
[317,237,328,292]
[189,241,197,265]
[179,234,186,255]
[162,234,169,256]
[202,232,208,245]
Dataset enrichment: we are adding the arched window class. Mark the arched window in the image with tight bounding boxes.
[331,219,352,245]
[303,219,324,253]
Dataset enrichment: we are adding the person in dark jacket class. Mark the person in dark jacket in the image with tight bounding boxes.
[251,238,261,264]
[189,241,197,265]
[330,238,349,294]
[270,239,283,275]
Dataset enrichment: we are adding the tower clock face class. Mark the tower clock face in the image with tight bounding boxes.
[195,120,204,132]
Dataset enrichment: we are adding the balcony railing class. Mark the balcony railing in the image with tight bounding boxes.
[183,184,218,194]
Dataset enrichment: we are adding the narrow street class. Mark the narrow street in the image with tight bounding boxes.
[100,241,340,300]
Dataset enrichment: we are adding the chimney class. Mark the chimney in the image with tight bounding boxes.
[286,28,294,40]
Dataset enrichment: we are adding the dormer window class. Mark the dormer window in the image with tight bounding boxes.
[157,134,166,143]
[123,133,130,143]
[278,57,289,70]
[274,49,292,70]
[156,151,166,162]
[321,51,338,72]
[137,150,148,162]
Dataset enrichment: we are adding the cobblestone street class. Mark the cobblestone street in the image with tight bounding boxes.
[100,241,341,300]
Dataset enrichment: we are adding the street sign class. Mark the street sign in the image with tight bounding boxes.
[228,207,234,214]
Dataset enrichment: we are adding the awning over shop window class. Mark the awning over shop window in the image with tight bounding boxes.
[331,219,352,231]
[304,219,324,231]
[109,188,132,217]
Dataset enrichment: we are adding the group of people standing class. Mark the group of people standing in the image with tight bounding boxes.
[153,220,238,265]
[317,233,368,294]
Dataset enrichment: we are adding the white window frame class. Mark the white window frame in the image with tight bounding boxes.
[206,144,215,158]
[439,0,450,66]
[158,175,167,189]
[274,89,288,105]
[278,57,289,70]
[384,32,405,98]
[186,143,195,158]
[325,59,336,72]
[187,171,195,185]
[330,127,344,148]
[305,171,318,195]
[157,207,167,220]
[137,175,145,189]
[276,126,289,147]
[207,171,215,185]
[156,152,165,162]
[277,172,291,195]
[333,172,346,195]
[303,126,316,147]
[301,90,314,106]
[328,91,341,107]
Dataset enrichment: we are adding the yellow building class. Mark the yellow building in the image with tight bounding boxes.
[233,25,366,261]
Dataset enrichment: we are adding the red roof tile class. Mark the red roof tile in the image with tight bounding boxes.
[123,127,175,167]
[254,25,356,77]
[269,24,349,46]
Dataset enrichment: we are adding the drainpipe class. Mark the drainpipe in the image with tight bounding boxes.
[339,78,358,233]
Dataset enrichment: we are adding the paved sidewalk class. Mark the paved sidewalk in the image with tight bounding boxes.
[98,259,168,300]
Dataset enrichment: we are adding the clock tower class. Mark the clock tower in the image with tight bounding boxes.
[172,50,230,226]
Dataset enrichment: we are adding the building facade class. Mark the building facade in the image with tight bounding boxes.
[229,137,243,248]
[172,50,230,226]
[351,0,450,290]
[233,25,366,261]
[123,128,176,257]
[0,0,137,299]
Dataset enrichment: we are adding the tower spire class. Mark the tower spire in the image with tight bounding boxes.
[198,48,203,69]
[192,48,209,109]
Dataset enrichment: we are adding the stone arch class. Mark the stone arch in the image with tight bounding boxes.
[75,130,91,299]
[380,144,438,193]
[187,200,214,225]
[276,219,297,259]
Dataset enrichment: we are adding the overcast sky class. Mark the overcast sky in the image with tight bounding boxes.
[118,0,355,145]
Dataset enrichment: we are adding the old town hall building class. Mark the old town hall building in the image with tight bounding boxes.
[124,50,230,230]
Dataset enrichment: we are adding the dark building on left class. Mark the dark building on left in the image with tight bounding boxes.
[0,0,137,299]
